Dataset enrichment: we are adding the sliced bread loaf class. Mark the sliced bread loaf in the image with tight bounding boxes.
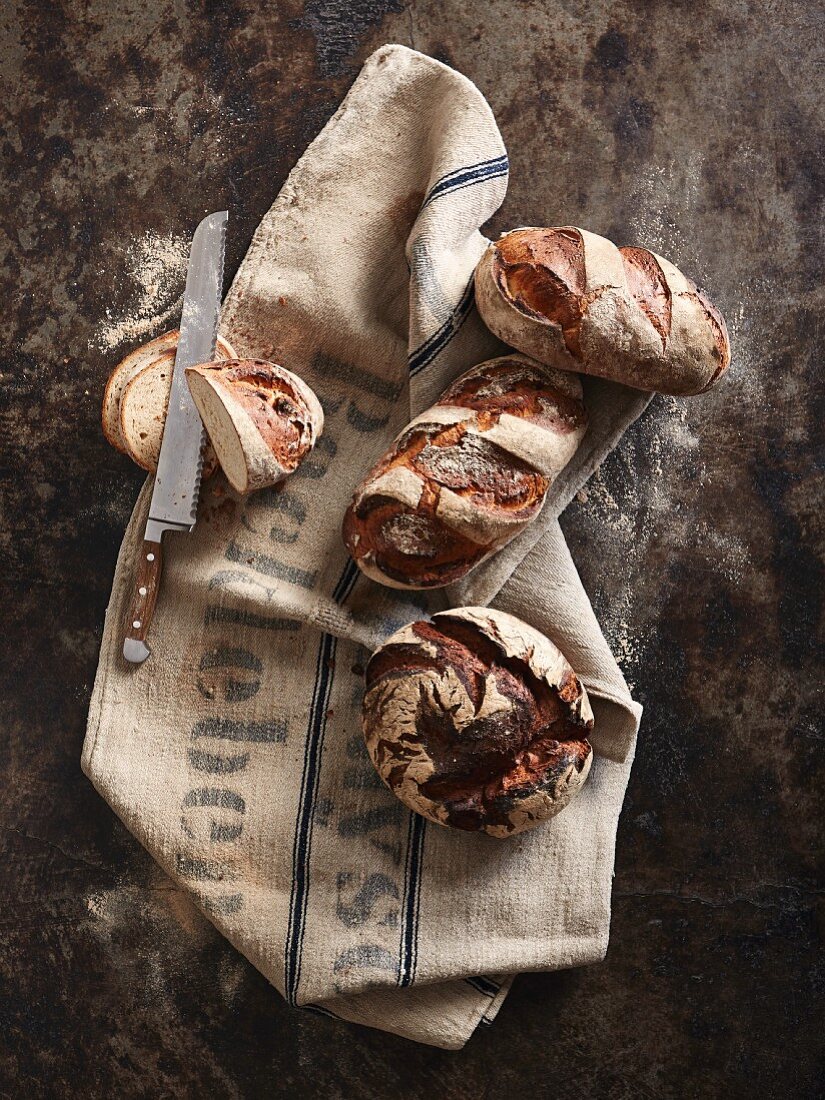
[185,360,324,494]
[110,332,235,472]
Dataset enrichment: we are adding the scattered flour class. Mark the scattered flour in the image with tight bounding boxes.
[86,892,105,917]
[572,393,750,681]
[95,230,189,351]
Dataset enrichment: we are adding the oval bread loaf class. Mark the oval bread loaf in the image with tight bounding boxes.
[362,607,594,837]
[474,227,731,395]
[342,353,587,589]
[185,360,324,494]
[103,330,235,471]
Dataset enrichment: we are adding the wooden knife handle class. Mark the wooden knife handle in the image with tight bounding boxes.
[123,539,163,664]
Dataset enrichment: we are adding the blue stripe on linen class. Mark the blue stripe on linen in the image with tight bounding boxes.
[426,154,507,193]
[332,558,360,604]
[285,159,509,1006]
[398,810,427,987]
[421,154,508,210]
[464,975,501,998]
[285,557,362,1006]
[407,155,508,379]
[408,276,476,377]
[303,1002,341,1020]
[285,629,337,1005]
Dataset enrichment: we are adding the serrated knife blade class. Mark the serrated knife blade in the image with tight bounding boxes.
[122,210,228,664]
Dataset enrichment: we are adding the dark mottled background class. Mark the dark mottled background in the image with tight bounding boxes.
[1,0,822,1096]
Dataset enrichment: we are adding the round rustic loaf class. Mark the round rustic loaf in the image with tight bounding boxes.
[474,227,730,395]
[186,360,324,494]
[342,353,587,589]
[362,607,594,837]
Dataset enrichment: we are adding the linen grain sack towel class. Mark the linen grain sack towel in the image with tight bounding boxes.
[84,44,648,1049]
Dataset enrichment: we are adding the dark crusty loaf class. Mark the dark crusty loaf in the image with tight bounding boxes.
[342,353,587,589]
[474,227,730,395]
[362,607,594,837]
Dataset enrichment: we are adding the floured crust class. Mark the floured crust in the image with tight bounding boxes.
[362,607,594,837]
[474,227,731,395]
[342,353,587,589]
[185,359,323,494]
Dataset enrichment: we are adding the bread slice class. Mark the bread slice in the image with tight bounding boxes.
[117,335,235,473]
[186,360,324,494]
[102,330,179,453]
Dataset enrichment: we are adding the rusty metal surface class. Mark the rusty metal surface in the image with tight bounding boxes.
[1,0,822,1095]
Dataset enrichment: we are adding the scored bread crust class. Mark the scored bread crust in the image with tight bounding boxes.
[362,606,594,837]
[474,227,731,396]
[185,360,324,494]
[342,353,587,589]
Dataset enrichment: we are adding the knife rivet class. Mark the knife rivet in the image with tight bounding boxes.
[133,620,141,629]
[139,586,147,596]
[147,553,155,562]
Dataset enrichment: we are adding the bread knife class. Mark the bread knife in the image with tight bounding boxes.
[122,210,228,664]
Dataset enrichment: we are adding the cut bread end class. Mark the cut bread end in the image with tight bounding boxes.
[186,360,323,495]
[186,367,255,493]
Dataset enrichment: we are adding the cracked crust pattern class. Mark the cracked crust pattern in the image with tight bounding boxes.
[342,354,587,588]
[362,607,594,837]
[185,358,324,493]
[474,227,731,395]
